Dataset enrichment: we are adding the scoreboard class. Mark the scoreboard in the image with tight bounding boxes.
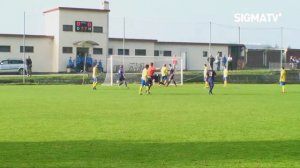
[75,21,93,32]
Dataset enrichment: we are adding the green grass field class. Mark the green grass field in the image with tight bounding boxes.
[0,84,299,168]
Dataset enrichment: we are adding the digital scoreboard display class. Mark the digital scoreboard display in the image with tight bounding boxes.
[75,21,93,32]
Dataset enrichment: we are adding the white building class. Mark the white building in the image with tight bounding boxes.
[0,1,243,72]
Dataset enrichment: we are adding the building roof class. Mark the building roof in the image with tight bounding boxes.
[109,38,242,46]
[44,7,110,14]
[0,34,54,39]
[245,44,282,50]
[109,38,158,43]
[157,41,241,46]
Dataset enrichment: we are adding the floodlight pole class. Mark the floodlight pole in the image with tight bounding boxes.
[82,53,87,84]
[209,21,211,57]
[180,57,183,85]
[22,12,26,84]
[280,27,283,68]
[110,55,113,86]
[122,17,125,66]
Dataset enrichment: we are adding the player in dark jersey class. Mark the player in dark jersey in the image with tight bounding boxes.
[166,64,177,87]
[118,65,128,88]
[207,66,217,95]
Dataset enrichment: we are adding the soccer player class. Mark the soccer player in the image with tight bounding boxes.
[118,65,128,88]
[172,55,178,69]
[139,64,149,95]
[92,63,99,90]
[166,64,177,87]
[160,64,168,85]
[207,66,216,95]
[147,62,157,92]
[223,65,228,87]
[280,66,286,93]
[203,64,209,88]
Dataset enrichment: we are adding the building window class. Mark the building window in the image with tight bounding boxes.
[1,60,8,64]
[108,48,113,55]
[63,25,73,32]
[118,49,129,55]
[93,26,103,33]
[0,46,11,52]
[154,50,159,56]
[163,51,172,56]
[20,46,34,53]
[62,47,73,54]
[93,48,103,55]
[135,49,146,56]
[203,51,208,57]
[10,60,23,64]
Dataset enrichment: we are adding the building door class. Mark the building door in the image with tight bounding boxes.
[229,45,244,70]
[76,47,89,57]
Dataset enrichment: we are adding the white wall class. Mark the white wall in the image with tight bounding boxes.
[109,39,155,56]
[155,43,228,70]
[44,10,60,72]
[58,9,109,72]
[108,40,229,70]
[0,36,53,72]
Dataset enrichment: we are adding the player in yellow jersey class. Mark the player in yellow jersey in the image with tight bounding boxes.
[223,66,228,87]
[139,64,150,95]
[280,66,286,93]
[160,64,168,85]
[92,63,99,90]
[203,64,209,88]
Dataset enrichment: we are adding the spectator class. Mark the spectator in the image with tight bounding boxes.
[228,55,233,70]
[26,56,32,77]
[208,55,215,70]
[76,54,83,72]
[222,55,227,69]
[215,54,221,71]
[98,60,103,72]
[67,57,74,69]
[93,59,98,66]
[290,56,296,70]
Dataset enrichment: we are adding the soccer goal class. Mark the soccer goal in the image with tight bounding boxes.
[103,55,185,86]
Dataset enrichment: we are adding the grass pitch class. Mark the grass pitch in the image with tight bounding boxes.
[0,84,299,168]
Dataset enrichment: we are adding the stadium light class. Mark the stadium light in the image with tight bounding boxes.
[22,12,26,84]
[280,27,283,68]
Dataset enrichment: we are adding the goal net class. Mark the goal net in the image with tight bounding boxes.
[103,55,184,86]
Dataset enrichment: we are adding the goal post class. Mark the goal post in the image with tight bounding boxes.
[103,55,185,86]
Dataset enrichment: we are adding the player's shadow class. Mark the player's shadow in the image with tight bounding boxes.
[1,139,299,167]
